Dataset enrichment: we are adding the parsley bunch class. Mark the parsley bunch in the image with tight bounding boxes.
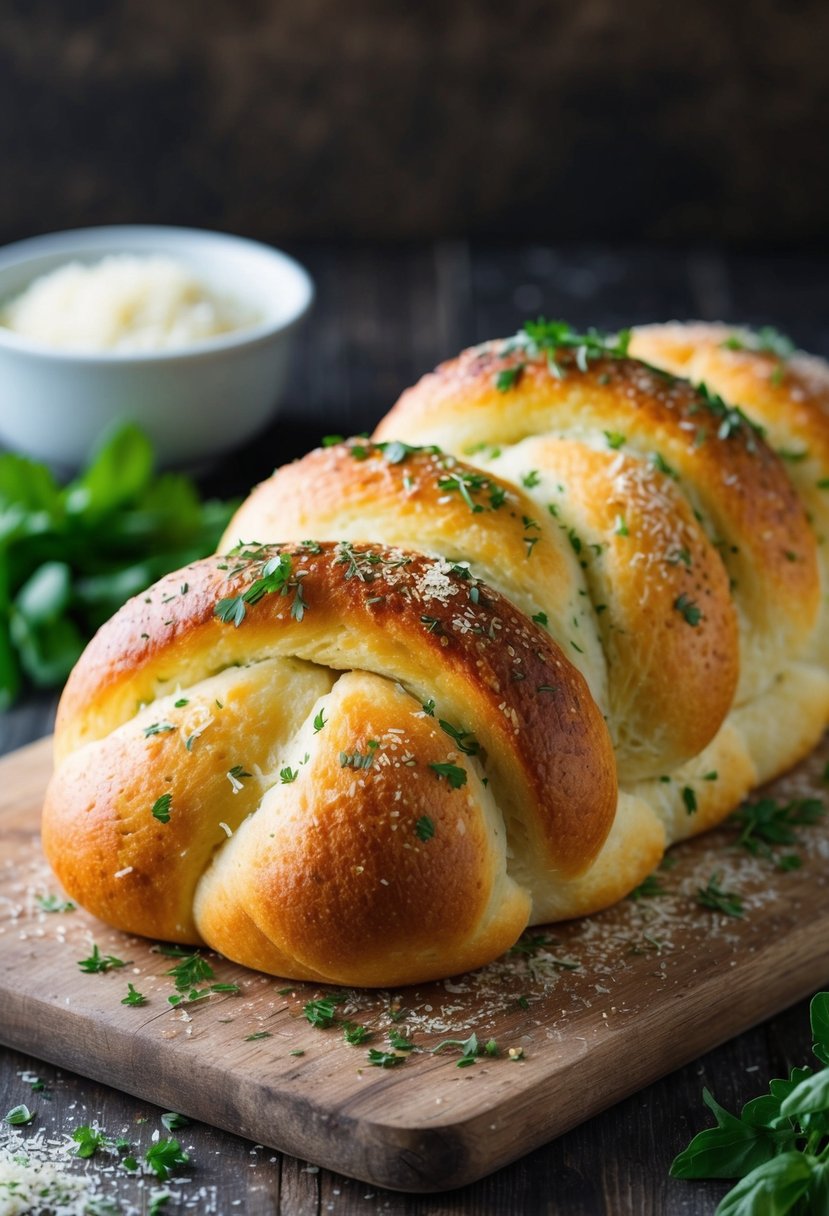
[0,423,236,707]
[672,993,829,1213]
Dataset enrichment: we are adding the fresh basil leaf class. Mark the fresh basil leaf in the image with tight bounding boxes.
[808,1160,829,1211]
[779,1069,829,1119]
[0,452,62,515]
[811,993,829,1066]
[66,423,154,518]
[669,1089,790,1180]
[715,1151,814,1216]
[10,612,85,686]
[14,561,72,625]
[769,1068,813,1105]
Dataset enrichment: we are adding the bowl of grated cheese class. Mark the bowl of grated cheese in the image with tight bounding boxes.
[0,226,313,469]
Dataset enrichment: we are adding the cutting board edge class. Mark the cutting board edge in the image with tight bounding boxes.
[2,936,828,1193]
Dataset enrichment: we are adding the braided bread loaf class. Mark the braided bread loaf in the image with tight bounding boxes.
[43,322,829,986]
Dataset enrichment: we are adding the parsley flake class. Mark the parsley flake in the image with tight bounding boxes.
[429,762,467,789]
[674,593,702,626]
[78,945,128,974]
[415,816,435,842]
[152,793,173,823]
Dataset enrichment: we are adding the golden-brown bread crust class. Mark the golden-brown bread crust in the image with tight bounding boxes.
[225,440,738,781]
[45,323,829,986]
[45,542,616,985]
[630,321,829,666]
[374,335,829,843]
[377,344,819,699]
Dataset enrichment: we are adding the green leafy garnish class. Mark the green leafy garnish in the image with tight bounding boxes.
[72,1125,110,1158]
[122,983,147,1007]
[5,1104,35,1126]
[151,793,173,824]
[429,762,468,789]
[436,467,506,514]
[433,1032,486,1068]
[730,797,825,867]
[671,993,829,1213]
[674,593,702,627]
[415,815,435,842]
[367,1048,407,1068]
[494,365,524,392]
[36,893,75,913]
[438,718,480,756]
[144,721,175,738]
[313,708,327,732]
[214,552,307,628]
[512,319,631,379]
[343,1024,371,1046]
[144,1138,189,1181]
[304,995,346,1028]
[161,1112,189,1131]
[78,945,128,974]
[696,873,744,918]
[0,424,236,708]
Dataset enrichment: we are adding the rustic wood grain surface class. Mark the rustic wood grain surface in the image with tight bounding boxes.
[1,243,828,1213]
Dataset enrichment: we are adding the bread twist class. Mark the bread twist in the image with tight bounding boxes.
[44,323,829,986]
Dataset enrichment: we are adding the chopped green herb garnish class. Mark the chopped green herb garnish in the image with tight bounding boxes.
[388,1029,415,1052]
[304,995,346,1028]
[152,793,173,823]
[244,1031,272,1042]
[429,762,467,789]
[313,708,327,732]
[674,593,702,627]
[5,1105,35,1126]
[415,816,435,842]
[730,797,824,865]
[165,953,214,991]
[513,319,631,379]
[604,431,627,450]
[144,721,175,738]
[367,1048,407,1068]
[144,1138,189,1181]
[36,893,75,913]
[532,611,548,627]
[696,872,744,918]
[78,945,128,974]
[72,1126,110,1158]
[495,365,524,393]
[343,1024,371,1046]
[121,983,147,1007]
[438,718,479,756]
[280,766,298,784]
[682,786,698,815]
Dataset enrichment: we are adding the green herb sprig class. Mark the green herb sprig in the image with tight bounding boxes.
[730,798,825,869]
[671,992,829,1212]
[509,319,631,380]
[0,423,236,708]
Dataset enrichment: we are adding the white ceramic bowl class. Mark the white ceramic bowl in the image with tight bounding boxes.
[0,226,313,469]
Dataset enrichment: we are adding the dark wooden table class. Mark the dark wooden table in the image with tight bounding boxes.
[1,243,827,1214]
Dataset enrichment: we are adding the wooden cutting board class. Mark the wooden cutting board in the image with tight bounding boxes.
[1,735,828,1193]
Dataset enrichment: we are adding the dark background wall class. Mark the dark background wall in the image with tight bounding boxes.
[1,0,828,248]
